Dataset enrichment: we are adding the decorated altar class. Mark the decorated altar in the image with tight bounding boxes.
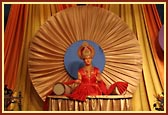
[28,6,143,111]
[47,95,132,111]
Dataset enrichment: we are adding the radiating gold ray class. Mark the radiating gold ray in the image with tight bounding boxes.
[28,61,64,67]
[58,11,78,44]
[28,6,142,101]
[63,75,73,82]
[89,8,109,42]
[31,66,64,72]
[29,68,64,74]
[103,70,136,94]
[36,72,69,92]
[29,56,61,63]
[104,51,141,56]
[29,65,64,73]
[30,42,65,56]
[69,7,83,41]
[106,62,142,73]
[42,20,68,44]
[53,14,74,46]
[106,62,142,74]
[103,69,120,82]
[96,13,120,42]
[30,64,65,75]
[71,7,87,40]
[103,67,140,94]
[38,74,70,101]
[57,74,71,83]
[53,73,70,84]
[101,37,138,54]
[106,54,141,61]
[28,57,64,63]
[104,36,135,49]
[33,32,67,52]
[55,14,74,44]
[103,46,140,53]
[99,24,128,46]
[105,65,140,86]
[40,26,68,50]
[28,63,64,68]
[47,18,71,47]
[101,29,130,44]
[32,70,68,86]
[102,71,136,94]
[102,41,138,52]
[29,51,64,58]
[105,58,142,65]
[101,73,115,85]
[34,32,67,51]
[29,51,64,59]
[105,58,142,66]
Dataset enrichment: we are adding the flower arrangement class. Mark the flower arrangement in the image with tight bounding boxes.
[153,92,164,111]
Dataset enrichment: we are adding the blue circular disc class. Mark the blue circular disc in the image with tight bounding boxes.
[64,40,105,79]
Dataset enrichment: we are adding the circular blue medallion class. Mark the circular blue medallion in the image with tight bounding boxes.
[64,40,105,79]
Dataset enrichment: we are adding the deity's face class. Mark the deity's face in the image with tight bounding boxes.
[83,56,92,66]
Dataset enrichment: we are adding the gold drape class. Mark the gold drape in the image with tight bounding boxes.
[4,4,164,111]
[15,4,47,111]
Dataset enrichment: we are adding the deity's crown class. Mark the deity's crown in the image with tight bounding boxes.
[78,41,95,59]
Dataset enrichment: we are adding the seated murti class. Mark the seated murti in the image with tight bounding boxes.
[53,41,128,102]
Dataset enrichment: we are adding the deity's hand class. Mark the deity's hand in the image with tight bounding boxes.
[75,79,81,84]
[96,74,102,81]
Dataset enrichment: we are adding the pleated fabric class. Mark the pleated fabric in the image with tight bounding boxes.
[28,6,142,102]
[4,4,164,111]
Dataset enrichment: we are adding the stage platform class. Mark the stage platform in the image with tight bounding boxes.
[47,95,132,111]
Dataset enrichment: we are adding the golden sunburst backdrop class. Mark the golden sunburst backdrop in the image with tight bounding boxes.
[28,6,142,101]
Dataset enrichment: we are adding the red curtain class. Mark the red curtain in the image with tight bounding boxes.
[143,4,164,87]
[4,4,28,90]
